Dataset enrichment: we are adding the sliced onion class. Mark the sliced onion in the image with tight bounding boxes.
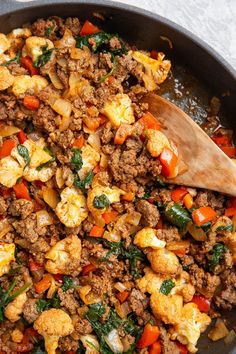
[126,211,141,226]
[224,329,236,344]
[59,115,71,132]
[80,334,100,354]
[52,98,72,118]
[55,168,65,189]
[57,58,67,68]
[121,301,132,317]
[167,240,190,252]
[43,188,59,209]
[79,285,100,305]
[100,153,108,169]
[0,125,20,137]
[36,210,53,227]
[103,230,121,242]
[54,28,76,48]
[48,70,64,90]
[47,277,57,299]
[0,219,11,238]
[187,223,207,241]
[105,329,124,353]
[114,282,127,292]
[87,132,101,152]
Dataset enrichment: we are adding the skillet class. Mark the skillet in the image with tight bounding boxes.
[0,1,235,353]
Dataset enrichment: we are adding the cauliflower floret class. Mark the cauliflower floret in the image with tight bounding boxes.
[7,28,31,40]
[146,129,171,157]
[0,243,15,276]
[12,75,48,97]
[0,33,10,54]
[78,144,100,180]
[55,187,88,227]
[80,334,100,354]
[0,156,24,187]
[170,303,211,353]
[45,235,81,275]
[87,185,125,226]
[132,51,171,91]
[174,271,195,302]
[24,36,54,61]
[150,292,183,324]
[102,93,135,127]
[0,66,14,91]
[4,292,27,322]
[226,232,236,264]
[147,248,181,275]
[134,227,166,249]
[34,309,74,354]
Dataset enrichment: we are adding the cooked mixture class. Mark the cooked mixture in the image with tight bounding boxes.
[0,16,235,354]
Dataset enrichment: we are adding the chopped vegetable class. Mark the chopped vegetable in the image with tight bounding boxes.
[74,171,94,192]
[93,194,110,209]
[137,323,160,348]
[33,45,54,68]
[163,203,191,231]
[13,180,31,200]
[34,274,52,294]
[114,124,133,145]
[89,225,105,237]
[21,56,39,75]
[81,263,97,275]
[0,139,16,159]
[3,52,20,66]
[171,188,188,202]
[138,112,161,131]
[208,243,226,271]
[159,147,178,178]
[224,207,236,217]
[191,295,211,313]
[183,193,193,209]
[121,192,135,202]
[61,276,77,292]
[220,146,236,158]
[36,295,60,313]
[149,341,162,354]
[192,206,217,226]
[159,279,175,295]
[73,136,85,149]
[116,290,129,303]
[71,148,83,171]
[80,20,100,36]
[17,144,30,166]
[176,342,188,354]
[17,130,27,144]
[102,211,119,224]
[23,96,40,110]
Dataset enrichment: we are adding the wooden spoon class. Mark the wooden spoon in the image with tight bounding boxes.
[143,93,236,196]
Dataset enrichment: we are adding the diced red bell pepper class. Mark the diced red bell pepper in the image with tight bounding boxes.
[149,341,162,354]
[224,207,236,217]
[212,135,231,146]
[73,136,85,149]
[150,50,159,60]
[23,96,40,110]
[34,274,52,294]
[89,225,105,237]
[220,146,236,158]
[29,257,44,272]
[159,147,178,178]
[102,211,119,224]
[114,124,133,145]
[171,187,188,202]
[138,112,161,131]
[18,130,27,144]
[13,180,31,201]
[53,274,64,284]
[116,290,129,303]
[191,295,211,313]
[137,323,160,348]
[80,20,100,36]
[192,206,217,226]
[0,139,16,159]
[81,263,97,275]
[21,56,39,76]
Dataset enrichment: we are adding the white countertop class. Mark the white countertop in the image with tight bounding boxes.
[113,0,236,71]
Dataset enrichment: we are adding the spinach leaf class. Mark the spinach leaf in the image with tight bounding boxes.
[123,315,142,353]
[61,276,78,292]
[76,32,127,57]
[2,52,20,66]
[36,295,60,313]
[17,144,30,166]
[100,240,124,261]
[163,203,191,231]
[156,176,167,188]
[86,302,106,324]
[93,194,110,209]
[45,25,55,37]
[216,224,233,232]
[208,243,226,271]
[0,280,31,321]
[71,148,83,171]
[34,45,54,68]
[77,342,86,354]
[99,57,117,83]
[160,279,175,295]
[142,189,151,200]
[74,171,94,192]
[36,157,55,171]
[201,221,212,233]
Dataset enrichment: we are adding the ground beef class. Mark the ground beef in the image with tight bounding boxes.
[31,18,56,38]
[52,129,74,149]
[195,191,224,209]
[215,268,236,309]
[30,238,50,254]
[158,189,172,203]
[128,289,149,317]
[0,196,7,215]
[8,199,34,219]
[22,299,39,323]
[13,213,47,243]
[8,63,28,76]
[58,336,78,352]
[100,122,114,144]
[136,200,160,227]
[160,326,180,354]
[33,104,57,132]
[58,289,79,314]
[189,264,220,297]
[64,17,81,36]
[156,227,181,243]
[72,318,93,338]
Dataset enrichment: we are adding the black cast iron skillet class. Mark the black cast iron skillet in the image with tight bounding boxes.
[0,1,236,353]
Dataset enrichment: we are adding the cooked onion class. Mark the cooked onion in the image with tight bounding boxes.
[48,70,64,90]
[78,285,100,305]
[160,35,173,49]
[100,153,108,169]
[0,218,11,238]
[59,115,72,132]
[43,188,59,209]
[126,211,141,226]
[55,168,65,189]
[105,329,124,353]
[103,230,121,242]
[232,215,236,232]
[224,329,236,344]
[114,282,127,292]
[47,276,57,299]
[36,210,53,227]
[54,28,76,48]
[167,240,190,252]
[87,132,101,152]
[80,334,100,354]
[187,223,207,241]
[0,125,20,137]
[52,98,72,118]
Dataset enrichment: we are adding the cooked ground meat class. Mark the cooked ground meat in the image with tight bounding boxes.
[0,196,7,215]
[72,318,93,338]
[58,288,79,314]
[160,326,180,354]
[189,264,220,297]
[128,289,149,317]
[136,200,160,227]
[8,199,34,219]
[13,214,47,243]
[22,299,39,323]
[215,268,236,309]
[156,227,181,243]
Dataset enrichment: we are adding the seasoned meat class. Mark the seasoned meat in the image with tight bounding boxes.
[8,199,34,219]
[136,200,160,227]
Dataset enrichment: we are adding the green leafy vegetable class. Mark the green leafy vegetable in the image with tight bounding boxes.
[160,279,175,295]
[44,25,55,37]
[36,148,55,171]
[163,203,191,231]
[74,171,94,192]
[123,314,142,353]
[208,243,226,271]
[36,295,60,313]
[93,194,110,209]
[99,57,117,83]
[31,343,47,354]
[17,144,30,166]
[142,189,151,200]
[76,32,127,57]
[216,224,233,232]
[71,148,83,171]
[156,176,167,188]
[34,45,54,68]
[201,221,212,233]
[2,52,20,66]
[61,276,78,292]
[0,280,31,321]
